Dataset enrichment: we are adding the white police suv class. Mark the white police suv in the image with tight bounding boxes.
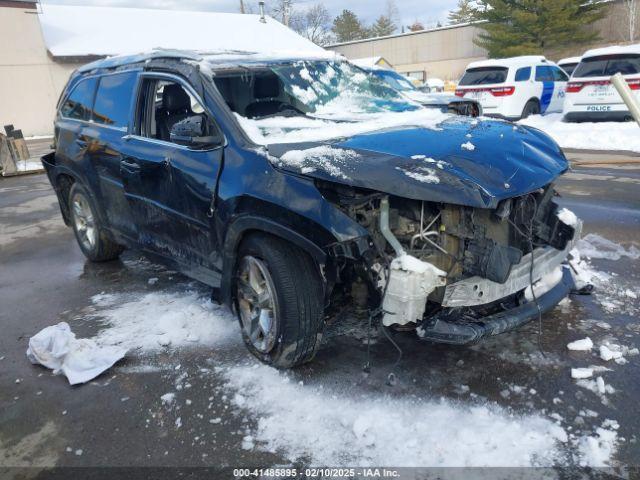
[455,56,569,120]
[558,56,582,77]
[563,44,640,122]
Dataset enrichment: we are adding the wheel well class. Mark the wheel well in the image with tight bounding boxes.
[217,226,329,306]
[55,173,75,225]
[528,98,540,107]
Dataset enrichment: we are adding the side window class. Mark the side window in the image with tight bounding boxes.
[136,78,222,149]
[552,67,569,82]
[60,77,97,121]
[93,72,138,129]
[514,67,531,82]
[535,66,554,82]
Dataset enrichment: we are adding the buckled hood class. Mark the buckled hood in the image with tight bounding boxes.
[267,117,568,209]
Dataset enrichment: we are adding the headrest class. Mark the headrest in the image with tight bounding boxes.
[253,76,280,99]
[162,84,190,111]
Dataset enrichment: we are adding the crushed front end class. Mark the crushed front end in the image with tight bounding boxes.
[321,181,582,345]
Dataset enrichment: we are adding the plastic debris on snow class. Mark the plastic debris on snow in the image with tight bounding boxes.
[567,337,593,351]
[26,322,127,385]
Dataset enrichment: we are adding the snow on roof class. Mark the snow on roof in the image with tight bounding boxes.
[467,55,548,70]
[351,57,391,69]
[38,5,325,58]
[558,56,582,65]
[582,43,640,59]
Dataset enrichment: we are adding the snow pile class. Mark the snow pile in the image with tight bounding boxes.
[567,338,593,351]
[577,420,619,467]
[396,166,440,184]
[219,362,569,467]
[27,322,126,385]
[519,113,640,153]
[236,108,449,145]
[278,146,358,179]
[90,291,239,352]
[576,234,640,261]
[557,208,578,227]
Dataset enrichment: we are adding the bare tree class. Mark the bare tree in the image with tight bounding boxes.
[301,4,332,45]
[624,0,638,42]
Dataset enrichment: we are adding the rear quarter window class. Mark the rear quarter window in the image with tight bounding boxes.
[573,54,640,77]
[515,67,531,82]
[93,72,138,129]
[459,67,508,85]
[60,77,97,121]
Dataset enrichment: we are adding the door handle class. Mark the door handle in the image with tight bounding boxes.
[120,158,141,175]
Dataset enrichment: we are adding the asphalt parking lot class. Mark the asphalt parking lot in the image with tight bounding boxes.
[1,155,639,475]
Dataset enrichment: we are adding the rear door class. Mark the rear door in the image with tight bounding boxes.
[534,65,556,113]
[82,71,140,238]
[120,73,224,282]
[550,66,569,112]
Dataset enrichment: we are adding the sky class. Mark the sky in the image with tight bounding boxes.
[40,0,460,31]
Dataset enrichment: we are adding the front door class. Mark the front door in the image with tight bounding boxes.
[120,75,225,283]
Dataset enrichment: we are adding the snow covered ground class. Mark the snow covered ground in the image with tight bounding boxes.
[519,114,640,153]
[49,232,639,468]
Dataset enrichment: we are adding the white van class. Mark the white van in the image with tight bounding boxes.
[456,56,569,120]
[563,44,640,122]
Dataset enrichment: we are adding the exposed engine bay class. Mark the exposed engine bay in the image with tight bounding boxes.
[320,180,582,344]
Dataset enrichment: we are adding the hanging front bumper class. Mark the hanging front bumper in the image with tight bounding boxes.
[417,266,575,345]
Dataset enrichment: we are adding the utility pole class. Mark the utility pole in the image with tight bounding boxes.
[239,0,245,14]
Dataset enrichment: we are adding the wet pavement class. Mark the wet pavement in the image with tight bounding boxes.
[0,162,639,474]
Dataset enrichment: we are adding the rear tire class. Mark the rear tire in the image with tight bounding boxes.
[69,183,124,262]
[234,233,325,368]
[521,100,540,119]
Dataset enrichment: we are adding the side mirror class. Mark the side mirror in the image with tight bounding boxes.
[170,115,220,148]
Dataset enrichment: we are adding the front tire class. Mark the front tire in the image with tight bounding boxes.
[234,233,324,368]
[521,99,540,119]
[69,183,123,262]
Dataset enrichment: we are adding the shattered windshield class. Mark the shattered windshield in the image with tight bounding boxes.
[271,61,418,118]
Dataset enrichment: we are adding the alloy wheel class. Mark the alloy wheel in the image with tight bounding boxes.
[237,256,278,353]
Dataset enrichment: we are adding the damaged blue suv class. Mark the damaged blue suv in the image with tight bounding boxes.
[43,50,581,368]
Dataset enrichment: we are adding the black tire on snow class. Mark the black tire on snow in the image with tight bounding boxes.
[235,233,325,368]
[68,183,124,262]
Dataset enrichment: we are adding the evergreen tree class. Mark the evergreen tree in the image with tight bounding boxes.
[371,15,396,37]
[474,0,606,57]
[332,9,366,42]
[448,0,478,25]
